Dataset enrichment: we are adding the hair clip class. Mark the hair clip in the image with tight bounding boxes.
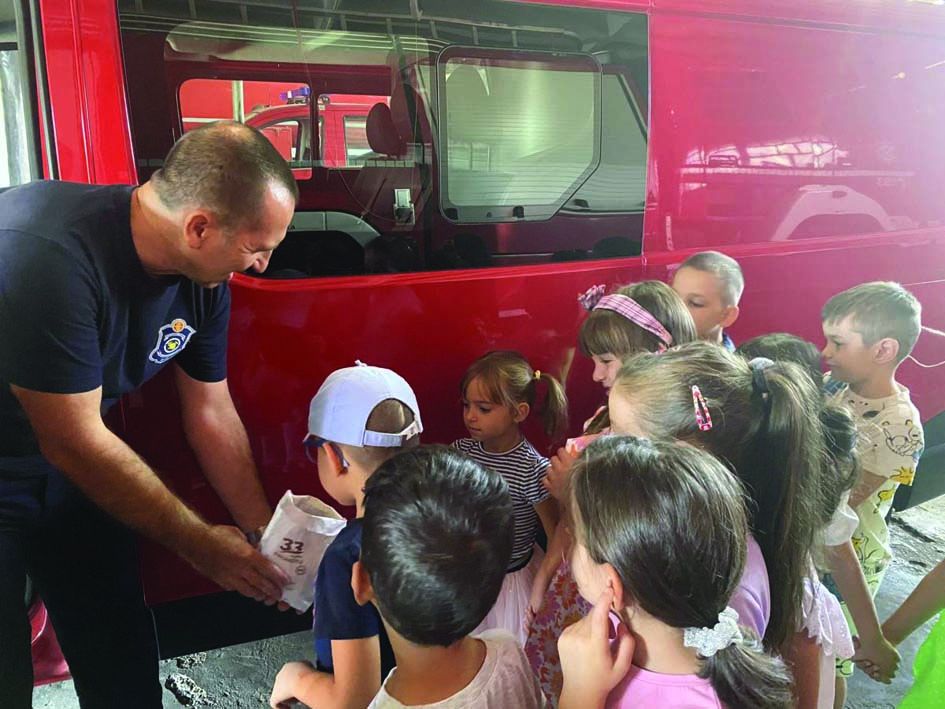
[533,369,541,381]
[578,284,606,312]
[691,385,713,432]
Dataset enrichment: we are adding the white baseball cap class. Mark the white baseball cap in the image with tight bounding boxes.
[305,361,423,448]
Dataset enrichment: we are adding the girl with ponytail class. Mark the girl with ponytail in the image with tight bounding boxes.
[559,435,792,709]
[453,350,567,644]
[607,341,828,657]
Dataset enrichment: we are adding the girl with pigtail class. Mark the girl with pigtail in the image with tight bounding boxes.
[737,333,901,707]
[453,350,568,645]
[559,435,793,709]
[525,281,697,703]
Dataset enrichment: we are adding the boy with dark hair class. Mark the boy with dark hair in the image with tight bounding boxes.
[352,445,545,708]
[269,363,422,709]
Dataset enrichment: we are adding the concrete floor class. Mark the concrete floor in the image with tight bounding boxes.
[33,497,945,708]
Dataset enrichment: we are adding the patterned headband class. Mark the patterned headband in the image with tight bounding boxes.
[594,294,675,351]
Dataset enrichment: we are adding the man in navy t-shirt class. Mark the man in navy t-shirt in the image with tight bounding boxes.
[0,122,298,708]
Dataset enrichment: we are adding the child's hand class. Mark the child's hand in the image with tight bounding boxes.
[852,634,900,684]
[558,588,634,708]
[545,446,579,501]
[269,661,315,708]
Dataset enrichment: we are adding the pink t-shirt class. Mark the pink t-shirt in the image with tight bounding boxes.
[606,664,722,709]
[728,535,770,640]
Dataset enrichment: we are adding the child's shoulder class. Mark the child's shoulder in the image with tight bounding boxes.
[319,519,363,576]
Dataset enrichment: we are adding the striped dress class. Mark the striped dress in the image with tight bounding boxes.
[452,437,550,570]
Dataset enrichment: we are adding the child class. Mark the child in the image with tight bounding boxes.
[609,342,826,659]
[353,445,546,708]
[269,362,423,709]
[453,350,566,644]
[737,333,900,707]
[671,250,744,350]
[558,436,793,709]
[874,556,945,706]
[821,281,924,700]
[526,281,697,704]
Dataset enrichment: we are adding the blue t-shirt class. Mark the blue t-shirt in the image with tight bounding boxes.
[0,181,230,467]
[313,519,395,678]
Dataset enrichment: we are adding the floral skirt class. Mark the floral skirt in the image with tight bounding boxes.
[524,559,591,706]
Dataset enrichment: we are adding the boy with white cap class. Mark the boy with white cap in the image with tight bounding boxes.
[269,362,423,709]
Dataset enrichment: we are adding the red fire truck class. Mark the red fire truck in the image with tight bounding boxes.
[3,0,944,684]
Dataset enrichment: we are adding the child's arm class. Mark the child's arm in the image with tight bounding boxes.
[826,541,899,682]
[526,501,563,627]
[848,470,888,509]
[882,556,945,645]
[784,630,822,709]
[559,588,634,709]
[269,638,382,709]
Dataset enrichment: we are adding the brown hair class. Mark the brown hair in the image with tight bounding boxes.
[579,281,697,433]
[612,342,827,651]
[736,334,859,531]
[345,398,419,470]
[461,350,568,439]
[572,436,792,708]
[152,121,299,230]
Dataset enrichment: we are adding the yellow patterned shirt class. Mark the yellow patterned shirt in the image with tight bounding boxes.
[827,379,924,575]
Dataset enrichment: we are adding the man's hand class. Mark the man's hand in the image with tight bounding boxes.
[181,524,289,604]
[558,588,634,709]
[544,446,579,501]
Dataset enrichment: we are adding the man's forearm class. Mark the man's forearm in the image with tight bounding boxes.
[186,405,271,532]
[43,426,208,556]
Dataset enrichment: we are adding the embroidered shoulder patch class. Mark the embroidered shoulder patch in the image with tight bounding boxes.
[149,318,196,364]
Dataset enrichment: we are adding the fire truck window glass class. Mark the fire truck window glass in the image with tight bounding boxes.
[117,0,649,272]
[0,49,33,187]
[179,79,314,168]
[440,56,604,221]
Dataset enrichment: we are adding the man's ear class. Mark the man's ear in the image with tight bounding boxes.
[351,559,375,607]
[513,402,530,424]
[721,304,740,329]
[874,337,900,366]
[182,209,214,250]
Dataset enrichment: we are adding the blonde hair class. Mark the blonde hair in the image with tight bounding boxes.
[822,281,921,362]
[461,350,568,439]
[679,251,745,306]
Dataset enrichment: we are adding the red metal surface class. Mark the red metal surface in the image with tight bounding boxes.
[28,0,945,682]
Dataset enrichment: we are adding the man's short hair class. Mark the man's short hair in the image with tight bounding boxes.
[361,445,513,647]
[679,250,745,306]
[822,281,921,362]
[152,121,298,229]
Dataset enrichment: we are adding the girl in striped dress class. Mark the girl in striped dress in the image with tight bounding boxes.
[453,350,568,645]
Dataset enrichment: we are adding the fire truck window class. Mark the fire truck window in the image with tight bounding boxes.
[179,79,314,171]
[343,116,371,166]
[565,74,647,214]
[439,55,601,223]
[0,35,35,186]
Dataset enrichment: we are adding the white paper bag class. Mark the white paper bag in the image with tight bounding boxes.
[259,490,347,612]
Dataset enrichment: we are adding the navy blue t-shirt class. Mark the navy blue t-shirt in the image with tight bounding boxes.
[0,181,230,468]
[313,519,395,678]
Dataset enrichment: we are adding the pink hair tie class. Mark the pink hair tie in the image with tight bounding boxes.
[578,284,607,311]
[593,294,674,351]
